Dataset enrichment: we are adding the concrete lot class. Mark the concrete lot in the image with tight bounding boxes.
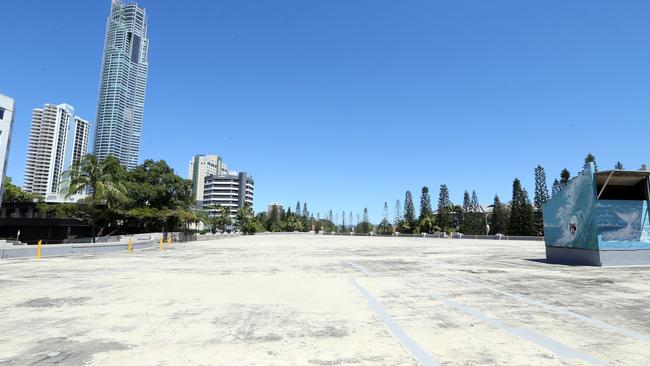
[0,234,649,365]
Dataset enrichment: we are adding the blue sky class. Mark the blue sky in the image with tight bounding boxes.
[3,0,650,222]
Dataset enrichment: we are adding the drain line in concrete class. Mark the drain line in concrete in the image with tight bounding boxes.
[443,274,650,343]
[349,277,440,366]
[430,291,605,365]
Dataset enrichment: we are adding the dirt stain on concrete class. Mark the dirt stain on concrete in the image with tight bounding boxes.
[1,337,127,366]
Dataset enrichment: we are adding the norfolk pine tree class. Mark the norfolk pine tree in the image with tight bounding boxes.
[490,195,508,235]
[403,191,416,233]
[419,186,432,221]
[437,185,452,231]
[584,153,598,171]
[534,165,550,235]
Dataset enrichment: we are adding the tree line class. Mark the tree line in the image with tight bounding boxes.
[237,152,618,237]
[384,153,614,236]
[251,202,374,234]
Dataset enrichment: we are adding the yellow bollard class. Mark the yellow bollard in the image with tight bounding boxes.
[167,237,172,247]
[36,240,42,259]
[159,238,163,251]
[128,239,133,253]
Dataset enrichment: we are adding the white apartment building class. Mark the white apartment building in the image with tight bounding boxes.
[188,154,228,204]
[202,172,254,218]
[0,94,16,205]
[23,103,90,201]
[267,202,284,215]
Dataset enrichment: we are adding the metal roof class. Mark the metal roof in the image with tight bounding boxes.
[595,170,650,186]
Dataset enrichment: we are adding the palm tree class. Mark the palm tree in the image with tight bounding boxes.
[217,206,232,232]
[234,207,248,232]
[418,215,437,234]
[234,206,255,233]
[203,205,232,233]
[63,154,128,242]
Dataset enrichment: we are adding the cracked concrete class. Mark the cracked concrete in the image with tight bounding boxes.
[0,234,649,365]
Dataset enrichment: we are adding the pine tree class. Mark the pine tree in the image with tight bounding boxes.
[328,210,333,222]
[302,203,308,218]
[551,179,562,196]
[523,189,535,235]
[490,195,508,235]
[460,190,470,233]
[462,191,471,213]
[394,199,401,225]
[357,208,372,234]
[419,186,432,220]
[296,201,301,216]
[403,191,416,233]
[534,165,550,235]
[349,212,353,231]
[508,178,535,236]
[383,202,389,221]
[342,211,346,230]
[560,169,571,185]
[470,191,480,212]
[459,190,471,233]
[584,153,598,171]
[437,185,451,230]
[471,190,484,234]
[615,161,624,170]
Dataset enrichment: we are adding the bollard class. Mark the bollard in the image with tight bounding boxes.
[128,239,133,253]
[159,238,163,251]
[167,237,172,247]
[36,240,42,259]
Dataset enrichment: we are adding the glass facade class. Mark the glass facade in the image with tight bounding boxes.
[93,0,149,170]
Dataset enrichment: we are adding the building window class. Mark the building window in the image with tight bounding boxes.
[0,107,4,120]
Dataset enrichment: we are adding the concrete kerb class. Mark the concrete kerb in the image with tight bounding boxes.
[1,233,240,260]
[0,240,156,260]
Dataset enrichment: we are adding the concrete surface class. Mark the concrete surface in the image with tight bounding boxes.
[0,234,649,365]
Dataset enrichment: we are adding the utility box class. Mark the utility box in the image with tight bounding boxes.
[543,162,650,266]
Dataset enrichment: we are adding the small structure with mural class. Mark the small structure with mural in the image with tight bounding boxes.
[543,162,650,266]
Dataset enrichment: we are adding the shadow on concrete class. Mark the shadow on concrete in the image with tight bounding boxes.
[524,258,590,267]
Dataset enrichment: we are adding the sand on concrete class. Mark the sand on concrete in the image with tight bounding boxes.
[0,234,649,365]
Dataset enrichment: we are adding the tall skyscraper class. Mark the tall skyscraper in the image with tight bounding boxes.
[0,94,16,206]
[94,0,149,170]
[24,104,90,201]
[188,155,228,204]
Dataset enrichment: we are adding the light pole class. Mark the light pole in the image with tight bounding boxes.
[479,205,491,235]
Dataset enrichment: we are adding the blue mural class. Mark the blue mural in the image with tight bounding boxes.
[543,164,598,250]
[543,162,650,252]
[596,200,650,250]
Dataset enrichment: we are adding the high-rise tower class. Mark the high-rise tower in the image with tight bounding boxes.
[0,94,16,206]
[24,104,90,200]
[94,0,149,170]
[188,155,228,204]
